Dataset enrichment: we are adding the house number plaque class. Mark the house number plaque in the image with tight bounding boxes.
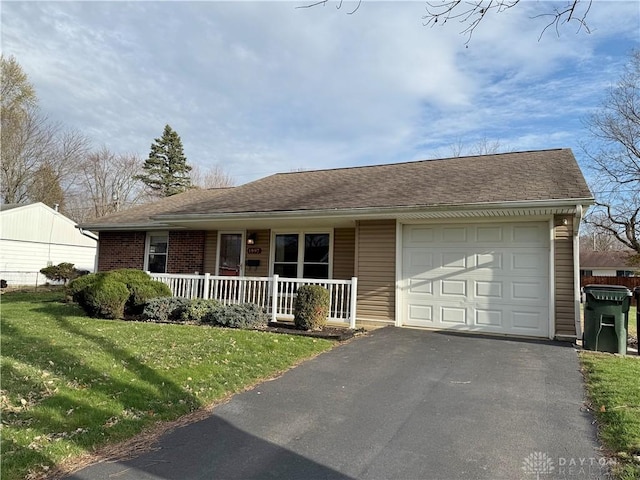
[247,247,262,254]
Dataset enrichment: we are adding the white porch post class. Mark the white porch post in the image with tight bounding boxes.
[271,274,279,323]
[349,277,358,329]
[203,273,210,300]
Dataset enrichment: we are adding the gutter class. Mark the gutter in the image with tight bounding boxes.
[78,197,595,231]
[77,227,99,241]
[154,198,596,223]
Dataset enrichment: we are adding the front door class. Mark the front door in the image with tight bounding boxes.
[218,233,242,276]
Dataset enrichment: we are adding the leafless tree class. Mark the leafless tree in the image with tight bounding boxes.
[447,137,506,157]
[67,147,147,221]
[298,0,593,43]
[579,221,620,252]
[423,0,592,43]
[190,164,235,189]
[583,50,640,255]
[1,55,89,205]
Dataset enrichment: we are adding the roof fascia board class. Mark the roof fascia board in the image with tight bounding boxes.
[76,223,186,232]
[155,198,594,223]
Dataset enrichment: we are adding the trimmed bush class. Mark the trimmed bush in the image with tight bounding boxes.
[40,262,85,284]
[84,276,130,319]
[67,269,171,319]
[127,281,172,314]
[142,297,191,323]
[67,273,103,306]
[207,303,268,329]
[181,298,221,324]
[294,285,330,331]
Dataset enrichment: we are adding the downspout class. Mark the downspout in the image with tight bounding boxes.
[574,205,584,340]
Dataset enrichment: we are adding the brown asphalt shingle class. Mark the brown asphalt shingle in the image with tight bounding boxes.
[83,149,592,228]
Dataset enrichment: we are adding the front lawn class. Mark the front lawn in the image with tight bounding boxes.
[628,305,637,340]
[580,352,640,479]
[1,291,335,480]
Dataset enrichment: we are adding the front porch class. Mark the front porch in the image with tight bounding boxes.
[148,273,358,328]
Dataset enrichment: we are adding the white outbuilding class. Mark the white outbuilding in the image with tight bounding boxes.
[0,203,97,286]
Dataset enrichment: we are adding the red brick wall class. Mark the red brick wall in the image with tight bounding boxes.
[98,231,145,271]
[167,231,205,274]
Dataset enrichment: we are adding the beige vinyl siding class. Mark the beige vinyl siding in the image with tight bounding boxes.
[333,228,355,280]
[355,219,396,325]
[203,231,218,274]
[554,215,576,336]
[246,229,270,277]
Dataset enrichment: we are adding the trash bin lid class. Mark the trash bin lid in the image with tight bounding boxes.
[584,284,632,301]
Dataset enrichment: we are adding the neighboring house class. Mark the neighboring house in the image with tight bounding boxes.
[580,250,637,277]
[80,148,593,340]
[0,203,98,286]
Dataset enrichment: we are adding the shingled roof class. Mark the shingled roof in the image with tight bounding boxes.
[580,251,637,269]
[83,148,592,228]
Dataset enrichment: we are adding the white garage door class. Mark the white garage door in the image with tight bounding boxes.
[402,222,550,337]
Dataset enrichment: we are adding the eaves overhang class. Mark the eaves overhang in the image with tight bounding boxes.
[80,198,594,231]
[154,198,595,224]
[76,222,189,232]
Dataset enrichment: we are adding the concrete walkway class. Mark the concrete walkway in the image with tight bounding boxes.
[68,327,605,479]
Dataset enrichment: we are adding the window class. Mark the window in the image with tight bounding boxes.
[273,232,330,279]
[616,270,634,277]
[146,233,168,273]
[580,269,593,277]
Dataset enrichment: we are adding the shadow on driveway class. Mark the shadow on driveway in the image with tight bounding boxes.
[68,327,606,480]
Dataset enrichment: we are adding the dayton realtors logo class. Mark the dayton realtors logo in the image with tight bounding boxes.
[522,451,609,478]
[522,452,555,479]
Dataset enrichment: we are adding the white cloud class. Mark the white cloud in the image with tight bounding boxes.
[1,1,638,184]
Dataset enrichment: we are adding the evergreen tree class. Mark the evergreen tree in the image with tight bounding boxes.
[137,124,192,197]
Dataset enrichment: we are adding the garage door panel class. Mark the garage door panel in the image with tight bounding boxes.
[442,227,467,242]
[475,280,503,298]
[477,226,503,243]
[441,279,466,296]
[408,227,435,243]
[407,251,433,267]
[408,304,433,324]
[512,282,545,301]
[408,278,433,294]
[512,310,544,330]
[475,309,503,327]
[441,306,467,324]
[442,252,467,269]
[512,252,546,273]
[402,222,550,338]
[512,224,547,244]
[476,252,502,270]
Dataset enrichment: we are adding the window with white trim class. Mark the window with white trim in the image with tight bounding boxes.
[145,233,168,273]
[273,232,330,279]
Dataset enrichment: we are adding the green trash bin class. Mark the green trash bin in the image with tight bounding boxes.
[583,285,631,354]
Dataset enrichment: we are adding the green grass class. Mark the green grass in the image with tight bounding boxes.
[1,291,335,480]
[580,352,640,479]
[628,306,637,340]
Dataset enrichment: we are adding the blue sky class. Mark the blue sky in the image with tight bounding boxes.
[2,1,639,186]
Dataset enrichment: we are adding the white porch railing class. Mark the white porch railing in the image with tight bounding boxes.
[147,273,358,328]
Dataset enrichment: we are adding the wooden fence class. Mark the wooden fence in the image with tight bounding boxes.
[580,276,640,290]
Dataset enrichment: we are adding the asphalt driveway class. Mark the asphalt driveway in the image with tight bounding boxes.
[68,327,605,480]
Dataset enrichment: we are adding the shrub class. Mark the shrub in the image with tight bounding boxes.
[84,276,130,319]
[107,269,154,285]
[67,269,171,319]
[294,285,330,331]
[67,273,103,306]
[127,281,172,314]
[181,298,221,324]
[142,297,191,323]
[207,303,268,329]
[40,262,84,284]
